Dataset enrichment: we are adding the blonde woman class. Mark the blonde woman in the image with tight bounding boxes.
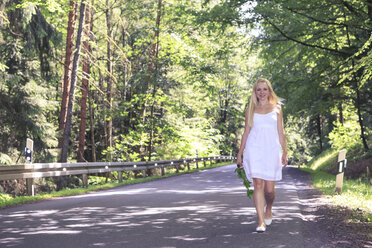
[236,78,288,233]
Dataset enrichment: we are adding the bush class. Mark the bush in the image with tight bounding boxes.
[0,153,12,165]
[328,120,366,151]
[0,193,13,205]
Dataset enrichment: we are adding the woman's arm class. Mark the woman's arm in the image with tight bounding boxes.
[237,108,252,167]
[277,106,288,167]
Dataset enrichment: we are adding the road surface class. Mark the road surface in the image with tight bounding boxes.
[0,164,307,248]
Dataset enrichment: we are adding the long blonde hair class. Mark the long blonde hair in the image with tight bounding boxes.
[247,78,281,127]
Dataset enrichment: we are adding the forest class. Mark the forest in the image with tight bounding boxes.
[0,0,371,170]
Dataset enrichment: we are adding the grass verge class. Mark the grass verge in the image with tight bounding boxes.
[0,161,232,209]
[307,149,338,171]
[301,167,372,222]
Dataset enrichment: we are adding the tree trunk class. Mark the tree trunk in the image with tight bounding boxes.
[354,81,369,151]
[60,0,87,163]
[338,102,344,124]
[89,0,96,163]
[77,2,92,162]
[148,87,156,162]
[89,87,96,162]
[121,25,128,134]
[147,0,163,162]
[316,114,323,152]
[98,69,108,155]
[106,0,113,161]
[58,0,76,149]
[343,9,370,151]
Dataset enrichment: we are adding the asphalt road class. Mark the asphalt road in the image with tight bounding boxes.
[0,164,306,248]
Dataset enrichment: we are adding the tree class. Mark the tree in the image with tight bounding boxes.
[77,1,93,162]
[61,0,86,162]
[0,0,61,163]
[58,0,76,149]
[232,0,372,153]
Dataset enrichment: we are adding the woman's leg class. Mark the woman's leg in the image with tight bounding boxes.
[264,180,276,220]
[253,178,265,227]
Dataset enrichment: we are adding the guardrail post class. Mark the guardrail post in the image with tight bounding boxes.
[26,178,34,196]
[203,158,206,167]
[172,161,178,173]
[118,171,123,183]
[186,160,190,170]
[195,150,199,169]
[161,166,165,176]
[83,174,88,187]
[335,149,347,194]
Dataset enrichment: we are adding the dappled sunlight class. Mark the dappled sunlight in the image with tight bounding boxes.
[23,229,82,235]
[165,235,208,241]
[0,165,309,247]
[2,210,59,218]
[68,188,157,198]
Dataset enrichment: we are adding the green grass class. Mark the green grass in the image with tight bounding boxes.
[307,149,338,171]
[301,167,372,222]
[0,161,232,209]
[303,143,372,222]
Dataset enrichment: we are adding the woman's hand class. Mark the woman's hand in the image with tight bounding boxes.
[282,151,288,167]
[236,154,242,168]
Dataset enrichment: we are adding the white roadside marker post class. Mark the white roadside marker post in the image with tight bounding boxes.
[25,138,34,196]
[335,149,347,194]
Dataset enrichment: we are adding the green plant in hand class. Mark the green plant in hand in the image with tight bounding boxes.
[235,165,254,198]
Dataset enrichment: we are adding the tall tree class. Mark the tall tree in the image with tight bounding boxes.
[105,0,113,161]
[147,0,163,162]
[241,0,372,152]
[61,0,87,162]
[77,1,92,162]
[58,0,76,149]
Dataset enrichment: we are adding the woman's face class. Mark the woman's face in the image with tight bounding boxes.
[255,82,270,102]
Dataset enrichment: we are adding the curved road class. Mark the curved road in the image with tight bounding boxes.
[0,165,306,248]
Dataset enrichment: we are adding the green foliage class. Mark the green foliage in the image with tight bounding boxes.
[0,153,13,165]
[234,166,253,198]
[1,0,369,182]
[306,149,338,171]
[0,193,13,205]
[329,120,364,151]
[88,176,113,185]
[233,0,372,156]
[285,116,313,164]
[328,102,370,152]
[0,0,60,164]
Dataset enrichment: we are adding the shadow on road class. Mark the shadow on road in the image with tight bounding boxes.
[2,165,359,248]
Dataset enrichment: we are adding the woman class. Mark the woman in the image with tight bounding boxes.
[236,78,288,233]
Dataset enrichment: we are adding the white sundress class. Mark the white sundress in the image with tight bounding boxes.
[242,110,283,182]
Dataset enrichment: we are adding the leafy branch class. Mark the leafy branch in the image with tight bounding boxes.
[234,165,253,199]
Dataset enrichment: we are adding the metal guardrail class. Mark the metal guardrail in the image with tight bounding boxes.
[0,156,235,195]
[0,156,234,181]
